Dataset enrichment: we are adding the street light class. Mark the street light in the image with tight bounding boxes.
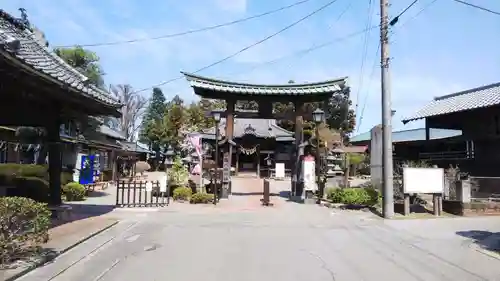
[313,108,325,203]
[312,108,325,123]
[211,110,221,205]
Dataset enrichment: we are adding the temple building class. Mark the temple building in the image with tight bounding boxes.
[182,72,349,198]
[201,118,294,177]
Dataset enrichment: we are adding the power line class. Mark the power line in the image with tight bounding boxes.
[397,0,439,28]
[54,0,314,48]
[451,0,500,16]
[356,0,438,132]
[389,0,419,26]
[228,25,378,77]
[354,0,375,117]
[134,0,341,94]
[356,41,380,132]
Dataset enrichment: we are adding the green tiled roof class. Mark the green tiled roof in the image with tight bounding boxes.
[182,72,348,96]
[0,10,121,108]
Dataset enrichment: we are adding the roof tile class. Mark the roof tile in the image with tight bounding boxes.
[182,72,347,96]
[403,82,500,123]
[0,10,121,107]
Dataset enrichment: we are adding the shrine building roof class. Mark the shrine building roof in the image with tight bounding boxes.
[201,118,294,142]
[402,82,500,124]
[182,72,348,101]
[0,10,121,108]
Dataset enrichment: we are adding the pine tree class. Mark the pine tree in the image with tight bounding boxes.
[139,87,166,145]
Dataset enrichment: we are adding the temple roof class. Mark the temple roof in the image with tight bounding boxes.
[201,118,294,141]
[402,82,500,123]
[182,72,348,99]
[0,10,121,108]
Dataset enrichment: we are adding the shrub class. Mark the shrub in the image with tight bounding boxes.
[18,164,47,178]
[12,177,50,203]
[60,172,74,186]
[62,182,86,201]
[173,186,192,201]
[135,161,151,174]
[325,187,380,206]
[326,188,343,203]
[168,157,189,186]
[190,192,213,204]
[0,197,51,266]
[0,164,47,186]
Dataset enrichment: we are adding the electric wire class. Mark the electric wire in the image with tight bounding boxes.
[356,0,438,132]
[354,0,375,117]
[53,0,314,48]
[228,25,378,78]
[227,0,356,77]
[133,0,341,94]
[451,0,500,16]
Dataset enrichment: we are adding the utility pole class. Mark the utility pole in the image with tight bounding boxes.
[380,0,394,218]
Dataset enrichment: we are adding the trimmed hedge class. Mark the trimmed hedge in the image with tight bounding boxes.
[326,187,380,206]
[173,187,192,201]
[0,197,51,266]
[190,192,213,204]
[11,177,50,204]
[62,182,86,201]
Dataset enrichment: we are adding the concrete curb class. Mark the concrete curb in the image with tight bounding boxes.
[5,220,120,281]
[469,234,500,260]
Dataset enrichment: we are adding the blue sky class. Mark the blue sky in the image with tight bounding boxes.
[1,0,499,135]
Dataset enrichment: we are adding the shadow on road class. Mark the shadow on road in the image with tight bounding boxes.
[456,230,500,253]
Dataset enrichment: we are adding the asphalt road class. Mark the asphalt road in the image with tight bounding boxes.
[17,196,500,281]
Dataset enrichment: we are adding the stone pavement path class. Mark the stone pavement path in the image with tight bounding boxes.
[17,192,500,281]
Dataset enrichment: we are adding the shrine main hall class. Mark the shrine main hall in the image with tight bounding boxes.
[182,72,349,198]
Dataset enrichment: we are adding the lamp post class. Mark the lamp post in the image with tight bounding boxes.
[212,110,221,205]
[312,108,325,203]
[265,154,272,178]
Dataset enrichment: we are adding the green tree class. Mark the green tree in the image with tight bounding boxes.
[139,87,166,145]
[53,46,105,89]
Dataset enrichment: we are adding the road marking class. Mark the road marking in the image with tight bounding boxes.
[93,259,121,281]
[125,234,140,243]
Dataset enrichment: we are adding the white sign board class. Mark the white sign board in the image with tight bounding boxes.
[275,163,285,179]
[159,175,168,192]
[145,181,153,192]
[403,167,444,194]
[302,157,317,191]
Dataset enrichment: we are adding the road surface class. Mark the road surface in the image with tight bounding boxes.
[18,179,500,281]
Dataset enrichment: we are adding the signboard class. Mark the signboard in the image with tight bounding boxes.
[222,153,230,183]
[403,168,444,194]
[275,163,285,179]
[79,155,95,185]
[302,156,317,191]
[159,175,168,192]
[145,181,153,192]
